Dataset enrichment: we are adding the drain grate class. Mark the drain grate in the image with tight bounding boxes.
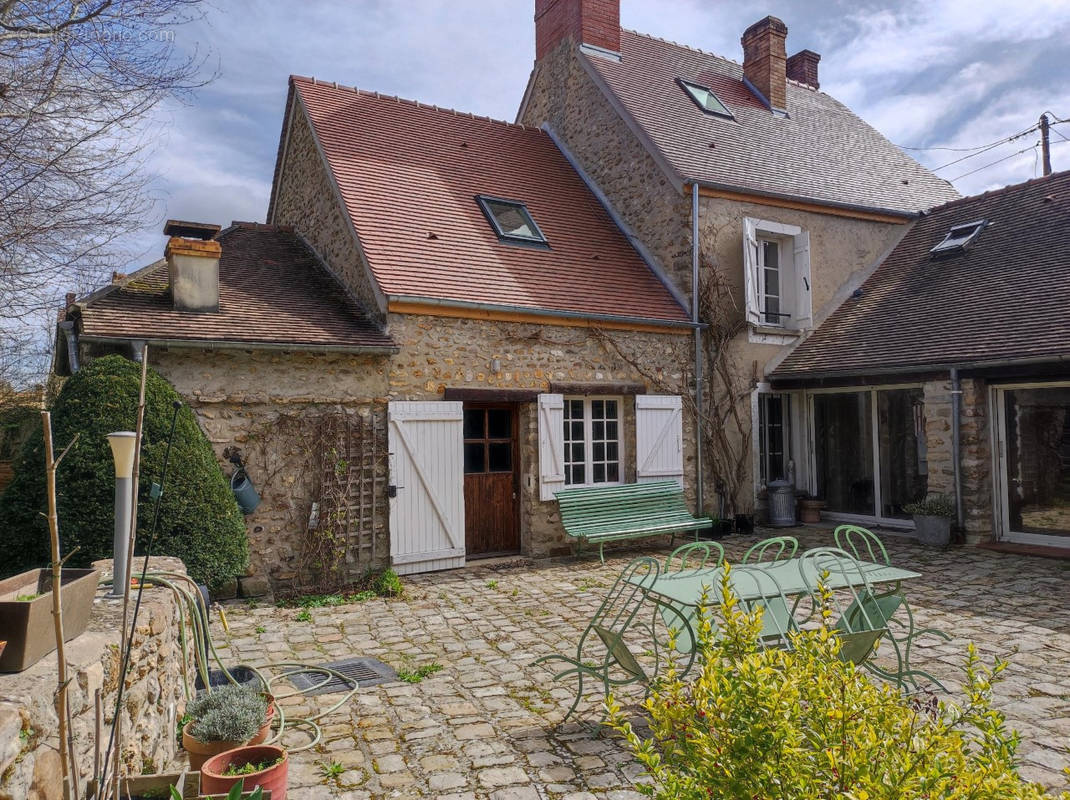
[286,657,397,695]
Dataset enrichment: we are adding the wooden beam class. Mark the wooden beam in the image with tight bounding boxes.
[691,185,912,225]
[387,300,690,335]
[550,381,647,396]
[443,388,541,403]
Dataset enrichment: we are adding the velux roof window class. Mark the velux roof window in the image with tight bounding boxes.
[476,195,548,247]
[678,78,734,120]
[929,219,987,257]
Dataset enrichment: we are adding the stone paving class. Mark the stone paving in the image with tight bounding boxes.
[209,528,1070,798]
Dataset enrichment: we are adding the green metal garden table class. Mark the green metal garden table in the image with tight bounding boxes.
[632,555,937,688]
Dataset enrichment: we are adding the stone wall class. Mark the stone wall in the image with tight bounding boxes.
[151,349,391,588]
[0,557,193,800]
[270,101,385,324]
[924,378,993,543]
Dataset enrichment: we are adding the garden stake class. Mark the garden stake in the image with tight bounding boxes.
[42,411,80,800]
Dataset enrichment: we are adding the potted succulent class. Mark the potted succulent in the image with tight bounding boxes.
[904,494,954,548]
[199,745,288,800]
[797,494,825,524]
[0,567,99,672]
[182,685,275,771]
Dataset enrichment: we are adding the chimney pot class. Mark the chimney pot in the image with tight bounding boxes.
[741,15,789,112]
[164,224,221,313]
[535,0,620,61]
[787,49,820,89]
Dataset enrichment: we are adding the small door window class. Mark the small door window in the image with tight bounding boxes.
[463,407,513,475]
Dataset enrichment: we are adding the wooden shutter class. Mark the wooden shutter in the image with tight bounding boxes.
[743,217,761,326]
[635,394,684,485]
[387,401,465,574]
[791,230,813,331]
[537,393,565,501]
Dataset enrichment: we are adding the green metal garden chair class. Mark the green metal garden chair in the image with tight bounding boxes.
[798,547,890,668]
[532,556,661,723]
[657,541,725,656]
[730,564,800,649]
[833,525,951,690]
[742,535,799,564]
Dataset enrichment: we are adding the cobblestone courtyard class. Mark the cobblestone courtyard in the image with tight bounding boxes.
[211,530,1070,798]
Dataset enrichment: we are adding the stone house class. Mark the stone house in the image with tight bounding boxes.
[771,171,1070,550]
[516,0,969,528]
[60,77,697,586]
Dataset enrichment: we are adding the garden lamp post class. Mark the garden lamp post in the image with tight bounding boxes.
[106,431,137,599]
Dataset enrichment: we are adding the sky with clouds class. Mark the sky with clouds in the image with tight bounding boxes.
[101,0,1070,271]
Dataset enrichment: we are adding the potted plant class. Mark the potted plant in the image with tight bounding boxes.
[193,781,271,800]
[0,567,98,672]
[86,770,199,799]
[182,685,274,771]
[904,494,954,548]
[797,494,825,524]
[199,745,288,800]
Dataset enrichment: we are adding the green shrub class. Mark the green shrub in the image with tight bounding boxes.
[607,567,1069,800]
[904,493,956,518]
[186,684,267,743]
[0,355,248,589]
[371,568,402,597]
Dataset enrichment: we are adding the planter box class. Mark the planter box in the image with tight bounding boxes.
[86,771,200,799]
[0,567,99,672]
[914,514,951,548]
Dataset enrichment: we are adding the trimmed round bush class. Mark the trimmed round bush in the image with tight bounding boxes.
[0,355,248,588]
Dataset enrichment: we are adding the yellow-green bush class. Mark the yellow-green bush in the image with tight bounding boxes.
[608,568,1068,799]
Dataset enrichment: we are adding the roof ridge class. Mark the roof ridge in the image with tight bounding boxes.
[923,168,1070,214]
[623,28,741,68]
[291,74,533,132]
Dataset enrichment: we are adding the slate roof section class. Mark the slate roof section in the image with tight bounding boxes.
[771,171,1070,379]
[77,223,396,351]
[290,76,690,325]
[581,31,960,215]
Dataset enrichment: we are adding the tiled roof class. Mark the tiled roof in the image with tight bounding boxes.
[582,31,960,215]
[77,224,396,351]
[771,171,1070,379]
[290,76,689,325]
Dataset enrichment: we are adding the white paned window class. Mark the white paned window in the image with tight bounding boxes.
[758,393,790,485]
[563,397,621,487]
[744,217,812,331]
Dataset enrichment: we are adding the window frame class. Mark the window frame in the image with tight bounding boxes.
[758,393,791,486]
[562,395,624,488]
[475,194,549,248]
[677,77,734,120]
[743,217,811,334]
[930,219,987,257]
[757,236,787,326]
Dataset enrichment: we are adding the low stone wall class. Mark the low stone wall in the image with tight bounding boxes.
[0,557,194,800]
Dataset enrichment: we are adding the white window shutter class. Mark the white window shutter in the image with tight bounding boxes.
[792,230,812,330]
[742,217,761,326]
[537,393,565,501]
[635,395,684,486]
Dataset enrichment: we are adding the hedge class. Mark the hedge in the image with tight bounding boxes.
[0,355,248,588]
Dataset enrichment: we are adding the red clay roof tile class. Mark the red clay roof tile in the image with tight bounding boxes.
[291,76,689,324]
[78,224,395,351]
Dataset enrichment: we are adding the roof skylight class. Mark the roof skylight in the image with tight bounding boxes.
[930,219,987,257]
[476,196,548,246]
[678,78,734,119]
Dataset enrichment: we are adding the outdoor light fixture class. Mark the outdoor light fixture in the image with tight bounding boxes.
[107,431,137,598]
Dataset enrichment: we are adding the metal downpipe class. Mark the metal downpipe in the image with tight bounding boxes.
[692,182,704,515]
[950,367,965,531]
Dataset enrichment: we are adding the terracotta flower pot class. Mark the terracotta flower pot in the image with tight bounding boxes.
[200,745,288,800]
[249,696,276,745]
[798,499,825,524]
[184,693,275,770]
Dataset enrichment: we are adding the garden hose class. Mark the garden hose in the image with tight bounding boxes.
[98,571,361,756]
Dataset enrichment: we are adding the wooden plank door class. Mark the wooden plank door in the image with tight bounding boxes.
[463,404,520,558]
[388,401,466,575]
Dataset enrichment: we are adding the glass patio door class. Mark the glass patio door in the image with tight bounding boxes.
[813,392,874,515]
[997,384,1070,545]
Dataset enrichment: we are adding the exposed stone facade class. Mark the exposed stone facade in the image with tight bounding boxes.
[0,557,193,800]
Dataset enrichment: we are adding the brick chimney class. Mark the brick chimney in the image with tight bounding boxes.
[787,49,820,89]
[741,16,789,112]
[535,0,620,60]
[163,220,222,312]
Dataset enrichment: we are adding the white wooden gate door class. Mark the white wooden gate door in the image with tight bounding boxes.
[388,401,466,575]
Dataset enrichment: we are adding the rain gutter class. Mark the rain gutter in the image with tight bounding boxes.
[77,334,399,356]
[950,367,965,531]
[691,182,705,515]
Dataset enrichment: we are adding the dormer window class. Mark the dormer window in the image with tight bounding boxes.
[476,195,548,247]
[930,219,987,257]
[677,78,734,120]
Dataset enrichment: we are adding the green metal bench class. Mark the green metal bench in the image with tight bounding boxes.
[555,481,712,563]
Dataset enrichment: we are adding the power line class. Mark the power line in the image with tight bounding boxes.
[931,126,1037,171]
[898,123,1037,154]
[949,143,1038,182]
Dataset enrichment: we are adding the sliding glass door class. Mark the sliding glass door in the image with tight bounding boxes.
[996,384,1070,544]
[810,386,927,524]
